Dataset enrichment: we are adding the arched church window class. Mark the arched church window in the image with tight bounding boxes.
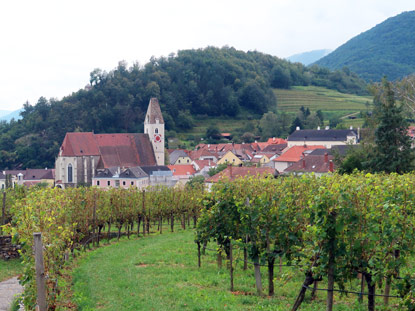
[68,164,73,183]
[155,128,159,134]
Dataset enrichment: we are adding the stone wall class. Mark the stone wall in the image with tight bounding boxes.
[0,235,20,260]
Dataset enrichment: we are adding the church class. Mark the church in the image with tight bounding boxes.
[55,98,166,188]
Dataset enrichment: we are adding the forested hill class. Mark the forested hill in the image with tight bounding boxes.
[315,11,415,81]
[0,47,367,169]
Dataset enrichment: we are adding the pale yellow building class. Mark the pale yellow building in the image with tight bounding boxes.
[217,151,243,166]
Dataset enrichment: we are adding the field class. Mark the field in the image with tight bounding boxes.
[175,86,372,145]
[274,86,372,116]
[71,230,393,311]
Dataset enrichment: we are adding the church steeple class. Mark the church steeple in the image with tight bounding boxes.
[144,98,165,165]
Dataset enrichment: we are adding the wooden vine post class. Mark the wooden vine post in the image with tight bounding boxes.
[326,211,337,311]
[92,193,97,247]
[197,241,201,268]
[142,190,146,236]
[1,191,5,235]
[33,232,47,311]
[229,239,234,292]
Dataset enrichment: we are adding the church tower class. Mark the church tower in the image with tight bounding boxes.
[144,98,165,166]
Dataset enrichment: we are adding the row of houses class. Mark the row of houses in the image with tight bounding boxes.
[167,128,358,178]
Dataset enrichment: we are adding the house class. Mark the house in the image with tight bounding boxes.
[217,151,243,166]
[93,167,149,189]
[192,160,216,177]
[168,165,196,185]
[205,166,276,189]
[55,98,164,188]
[23,169,55,187]
[140,166,175,187]
[169,150,192,165]
[1,169,55,188]
[273,145,325,173]
[251,154,271,166]
[287,128,358,148]
[92,165,174,189]
[284,153,335,176]
[188,148,219,163]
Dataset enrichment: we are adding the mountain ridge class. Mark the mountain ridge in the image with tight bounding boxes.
[315,11,415,81]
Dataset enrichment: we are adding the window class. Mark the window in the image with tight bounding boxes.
[107,180,110,186]
[68,164,73,183]
[97,180,100,186]
[155,128,159,134]
[115,180,120,187]
[187,159,189,163]
[123,181,126,186]
[131,181,134,185]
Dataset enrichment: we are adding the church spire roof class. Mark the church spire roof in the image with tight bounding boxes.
[145,98,164,124]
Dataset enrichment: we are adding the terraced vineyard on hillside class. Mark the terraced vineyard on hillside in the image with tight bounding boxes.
[274,86,372,117]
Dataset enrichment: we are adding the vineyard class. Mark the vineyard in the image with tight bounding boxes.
[3,173,415,310]
[2,185,204,310]
[196,173,415,311]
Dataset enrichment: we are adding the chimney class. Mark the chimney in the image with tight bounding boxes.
[329,160,334,172]
[317,126,320,130]
[350,126,353,130]
[296,126,300,131]
[302,157,306,169]
[301,153,306,168]
[273,137,275,142]
[324,152,328,163]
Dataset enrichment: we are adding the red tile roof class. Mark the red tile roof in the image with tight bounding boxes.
[267,138,287,145]
[273,145,325,163]
[251,142,270,151]
[60,133,156,168]
[284,154,335,173]
[167,165,196,176]
[193,160,215,171]
[206,166,275,183]
[60,132,100,156]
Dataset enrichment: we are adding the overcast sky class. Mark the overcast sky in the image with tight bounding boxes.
[1,0,414,111]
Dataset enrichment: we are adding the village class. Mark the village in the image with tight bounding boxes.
[0,97,399,191]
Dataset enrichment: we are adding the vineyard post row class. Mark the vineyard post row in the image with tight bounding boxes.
[195,173,415,311]
[3,184,205,311]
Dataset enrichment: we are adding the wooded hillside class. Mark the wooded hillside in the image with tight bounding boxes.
[0,47,367,169]
[315,11,415,81]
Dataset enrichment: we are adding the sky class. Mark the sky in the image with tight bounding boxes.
[1,0,414,111]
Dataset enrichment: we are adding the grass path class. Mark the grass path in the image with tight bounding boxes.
[72,230,392,311]
[0,258,22,282]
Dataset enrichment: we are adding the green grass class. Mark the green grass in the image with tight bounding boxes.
[0,258,22,281]
[71,230,397,311]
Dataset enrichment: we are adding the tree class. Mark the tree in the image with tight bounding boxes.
[259,112,281,139]
[289,117,303,134]
[241,132,255,143]
[206,125,221,141]
[369,79,414,173]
